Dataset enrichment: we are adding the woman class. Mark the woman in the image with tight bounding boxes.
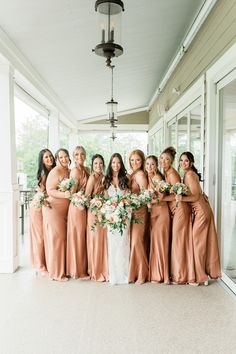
[160,147,195,284]
[145,155,170,284]
[66,146,90,279]
[128,149,149,284]
[43,148,71,281]
[29,149,56,275]
[85,154,108,282]
[104,153,130,285]
[178,152,221,285]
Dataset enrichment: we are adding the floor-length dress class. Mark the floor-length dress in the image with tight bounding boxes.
[29,191,47,273]
[86,173,108,281]
[66,168,90,278]
[191,194,221,282]
[148,180,170,283]
[169,200,195,284]
[43,168,70,280]
[128,171,149,284]
[107,185,130,285]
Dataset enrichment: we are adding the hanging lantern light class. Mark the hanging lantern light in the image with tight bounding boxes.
[93,0,125,67]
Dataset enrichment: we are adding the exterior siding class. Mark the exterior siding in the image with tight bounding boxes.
[149,0,236,128]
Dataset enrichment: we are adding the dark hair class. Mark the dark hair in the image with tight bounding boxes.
[145,155,164,179]
[55,148,71,166]
[91,154,105,172]
[179,151,202,181]
[129,149,145,170]
[104,153,129,190]
[37,149,56,187]
[161,146,176,163]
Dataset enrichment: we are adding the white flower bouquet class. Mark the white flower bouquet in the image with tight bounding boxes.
[58,178,76,192]
[70,190,89,208]
[170,182,189,207]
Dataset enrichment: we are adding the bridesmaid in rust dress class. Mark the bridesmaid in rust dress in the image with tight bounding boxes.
[29,149,55,275]
[178,152,221,285]
[85,154,108,282]
[145,155,170,284]
[43,148,71,281]
[66,146,90,279]
[128,149,149,284]
[160,147,195,285]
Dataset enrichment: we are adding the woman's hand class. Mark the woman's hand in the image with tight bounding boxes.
[64,191,71,199]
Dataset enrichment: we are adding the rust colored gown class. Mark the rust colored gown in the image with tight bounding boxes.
[66,167,90,278]
[29,183,47,273]
[168,199,195,284]
[86,172,108,282]
[42,167,70,280]
[128,171,149,284]
[148,179,170,283]
[191,193,221,282]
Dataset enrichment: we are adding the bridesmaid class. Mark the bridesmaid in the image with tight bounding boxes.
[178,151,221,285]
[85,154,108,282]
[145,155,170,284]
[128,149,149,284]
[66,146,90,279]
[160,147,195,284]
[29,149,56,274]
[43,148,71,281]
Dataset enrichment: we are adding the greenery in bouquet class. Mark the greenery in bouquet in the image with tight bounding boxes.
[170,182,189,207]
[58,178,76,192]
[33,191,45,208]
[157,180,171,194]
[70,190,89,208]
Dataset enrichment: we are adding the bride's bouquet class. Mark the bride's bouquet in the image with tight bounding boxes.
[58,178,76,192]
[70,190,89,209]
[170,182,189,207]
[98,194,133,235]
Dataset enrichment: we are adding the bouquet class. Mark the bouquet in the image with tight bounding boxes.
[170,182,189,207]
[70,190,89,209]
[33,191,45,208]
[89,194,107,231]
[138,188,153,211]
[58,178,76,192]
[157,180,171,194]
[99,194,133,235]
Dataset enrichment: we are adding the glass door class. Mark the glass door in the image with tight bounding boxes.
[218,74,236,293]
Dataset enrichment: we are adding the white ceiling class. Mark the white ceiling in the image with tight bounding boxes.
[0,0,205,122]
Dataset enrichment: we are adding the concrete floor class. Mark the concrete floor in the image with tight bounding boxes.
[0,233,236,354]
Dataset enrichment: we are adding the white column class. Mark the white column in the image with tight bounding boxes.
[0,61,19,273]
[48,112,59,154]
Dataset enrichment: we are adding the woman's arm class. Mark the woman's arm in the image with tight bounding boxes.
[135,171,148,189]
[177,172,201,203]
[70,168,79,194]
[85,175,95,197]
[46,170,71,199]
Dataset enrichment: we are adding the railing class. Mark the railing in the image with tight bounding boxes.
[19,188,36,234]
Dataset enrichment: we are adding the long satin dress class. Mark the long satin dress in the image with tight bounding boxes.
[29,183,47,273]
[166,175,195,284]
[148,179,170,284]
[86,172,108,282]
[191,194,221,282]
[128,171,149,284]
[42,167,70,280]
[66,168,90,278]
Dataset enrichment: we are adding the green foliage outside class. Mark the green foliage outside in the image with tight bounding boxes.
[16,115,48,188]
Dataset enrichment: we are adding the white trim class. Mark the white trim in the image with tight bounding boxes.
[77,124,149,132]
[221,273,236,295]
[78,106,148,124]
[148,0,217,107]
[165,76,204,123]
[148,118,163,136]
[0,27,77,127]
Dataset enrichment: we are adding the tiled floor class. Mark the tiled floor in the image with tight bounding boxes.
[0,230,236,354]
